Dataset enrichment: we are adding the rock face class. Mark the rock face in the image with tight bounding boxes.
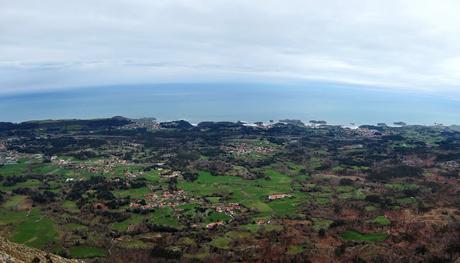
[0,237,80,263]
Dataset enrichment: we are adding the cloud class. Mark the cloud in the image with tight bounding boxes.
[1,0,460,95]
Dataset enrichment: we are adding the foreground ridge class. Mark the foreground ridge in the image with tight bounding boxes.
[0,237,80,263]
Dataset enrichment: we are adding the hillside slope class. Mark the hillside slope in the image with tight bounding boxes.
[0,237,80,263]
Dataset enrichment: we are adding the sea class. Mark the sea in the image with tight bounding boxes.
[0,82,459,125]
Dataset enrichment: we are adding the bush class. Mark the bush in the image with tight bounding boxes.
[150,247,181,259]
[365,195,382,204]
[369,165,422,181]
[339,178,354,186]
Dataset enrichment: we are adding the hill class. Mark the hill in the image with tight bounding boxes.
[0,237,80,263]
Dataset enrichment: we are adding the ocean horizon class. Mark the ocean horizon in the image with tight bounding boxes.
[1,82,459,126]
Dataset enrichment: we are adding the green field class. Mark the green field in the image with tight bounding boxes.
[10,208,58,249]
[340,230,388,242]
[385,183,419,191]
[62,200,80,213]
[148,207,182,228]
[30,164,61,175]
[287,245,306,255]
[209,236,230,249]
[0,209,28,226]
[369,215,391,226]
[113,186,151,199]
[68,246,107,258]
[2,195,28,209]
[0,163,29,177]
[242,223,283,233]
[205,211,231,223]
[311,217,333,231]
[0,179,41,191]
[112,214,145,232]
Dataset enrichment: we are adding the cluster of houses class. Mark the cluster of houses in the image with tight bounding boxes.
[440,160,459,170]
[51,156,134,176]
[214,203,241,216]
[50,156,72,166]
[353,128,383,137]
[124,171,143,179]
[256,218,271,225]
[0,141,6,151]
[340,144,364,150]
[140,190,189,209]
[222,143,275,155]
[160,170,182,178]
[0,151,19,165]
[120,118,160,131]
[128,202,154,211]
[0,143,34,165]
[0,155,18,165]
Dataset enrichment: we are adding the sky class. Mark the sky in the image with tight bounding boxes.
[1,0,460,96]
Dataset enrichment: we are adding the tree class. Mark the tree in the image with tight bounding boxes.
[168,177,178,193]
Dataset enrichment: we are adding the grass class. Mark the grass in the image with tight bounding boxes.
[0,163,28,177]
[183,248,210,260]
[385,183,418,191]
[314,196,331,205]
[365,205,377,212]
[242,223,283,233]
[143,170,161,183]
[10,208,59,249]
[295,174,311,181]
[2,195,28,209]
[337,185,354,193]
[308,157,322,169]
[30,164,61,175]
[0,209,27,226]
[287,245,305,255]
[68,246,107,258]
[113,186,151,199]
[206,211,231,223]
[225,230,251,239]
[112,214,145,232]
[311,217,333,231]
[338,189,366,200]
[369,215,390,226]
[62,200,80,213]
[340,230,388,242]
[267,196,300,216]
[60,168,99,179]
[117,239,152,249]
[209,236,230,249]
[397,197,416,206]
[65,223,88,232]
[0,179,41,191]
[205,196,221,204]
[178,237,196,246]
[148,207,182,228]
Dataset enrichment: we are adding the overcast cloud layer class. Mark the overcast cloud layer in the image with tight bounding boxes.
[1,0,460,95]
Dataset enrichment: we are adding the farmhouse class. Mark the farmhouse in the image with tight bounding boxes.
[206,221,224,229]
[267,194,292,201]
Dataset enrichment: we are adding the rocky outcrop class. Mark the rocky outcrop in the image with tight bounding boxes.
[0,237,80,263]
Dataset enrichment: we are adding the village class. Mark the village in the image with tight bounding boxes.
[221,142,276,156]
